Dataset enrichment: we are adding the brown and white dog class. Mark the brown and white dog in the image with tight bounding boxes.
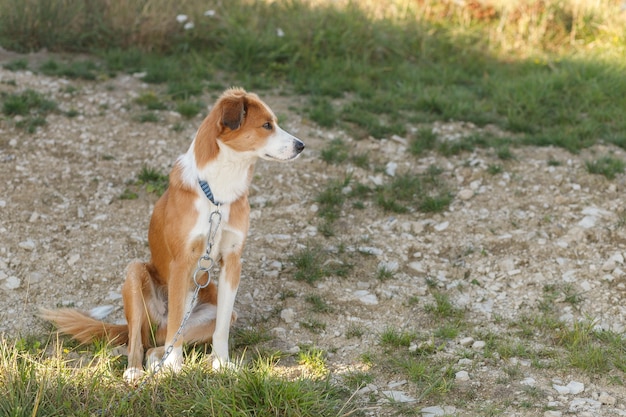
[42,87,305,382]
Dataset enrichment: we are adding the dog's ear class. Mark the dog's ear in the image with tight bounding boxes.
[221,96,246,131]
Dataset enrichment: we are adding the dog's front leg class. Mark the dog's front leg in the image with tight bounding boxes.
[212,251,241,369]
[162,260,193,373]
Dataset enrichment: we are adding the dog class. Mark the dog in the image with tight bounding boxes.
[42,87,305,382]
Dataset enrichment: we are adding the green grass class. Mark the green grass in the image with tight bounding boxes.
[0,0,622,151]
[121,166,169,199]
[320,138,349,165]
[1,89,58,132]
[0,338,352,416]
[305,295,334,314]
[289,244,329,285]
[376,166,452,214]
[39,58,102,80]
[3,58,28,71]
[585,156,625,179]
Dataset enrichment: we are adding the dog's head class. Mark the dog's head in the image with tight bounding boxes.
[198,88,304,162]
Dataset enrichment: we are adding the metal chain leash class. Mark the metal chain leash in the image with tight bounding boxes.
[148,205,222,377]
[102,205,222,413]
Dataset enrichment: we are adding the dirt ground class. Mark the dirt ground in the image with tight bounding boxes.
[2,51,626,416]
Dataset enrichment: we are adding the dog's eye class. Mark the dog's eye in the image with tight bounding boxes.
[262,122,273,130]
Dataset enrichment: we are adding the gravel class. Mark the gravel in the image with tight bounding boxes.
[2,51,626,416]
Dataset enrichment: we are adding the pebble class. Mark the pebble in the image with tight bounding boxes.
[434,221,449,232]
[357,384,378,395]
[408,261,425,273]
[358,246,383,256]
[385,161,397,177]
[421,406,445,416]
[459,336,474,346]
[3,276,20,290]
[387,380,407,389]
[270,327,287,339]
[457,189,473,200]
[567,381,585,395]
[382,390,415,403]
[521,377,536,386]
[552,381,584,395]
[353,290,378,305]
[67,253,81,266]
[455,370,470,381]
[280,308,295,323]
[578,216,596,229]
[18,239,36,251]
[599,392,616,406]
[471,340,486,349]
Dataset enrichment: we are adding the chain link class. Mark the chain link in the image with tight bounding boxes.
[103,204,222,412]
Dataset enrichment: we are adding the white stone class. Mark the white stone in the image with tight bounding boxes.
[354,290,378,305]
[553,384,570,395]
[472,340,486,349]
[357,384,378,395]
[3,276,20,290]
[421,406,445,416]
[408,262,425,273]
[286,346,300,354]
[271,327,287,338]
[434,221,449,232]
[280,308,295,323]
[455,370,470,381]
[521,377,536,386]
[378,261,399,272]
[578,216,596,229]
[611,252,625,264]
[459,336,474,346]
[358,246,383,256]
[458,189,473,200]
[602,259,617,272]
[599,392,616,405]
[387,380,407,389]
[382,390,416,403]
[67,253,81,266]
[385,162,397,177]
[566,381,584,395]
[19,239,36,251]
[89,305,114,320]
[544,411,562,417]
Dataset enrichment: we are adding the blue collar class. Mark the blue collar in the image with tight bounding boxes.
[198,179,220,205]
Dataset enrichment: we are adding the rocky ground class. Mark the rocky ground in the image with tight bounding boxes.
[2,52,626,416]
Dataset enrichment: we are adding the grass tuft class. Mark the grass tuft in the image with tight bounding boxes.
[585,156,625,179]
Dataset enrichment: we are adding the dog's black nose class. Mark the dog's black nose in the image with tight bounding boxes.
[295,140,305,153]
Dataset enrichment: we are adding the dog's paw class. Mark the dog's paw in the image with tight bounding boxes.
[211,356,236,371]
[123,367,145,384]
[147,345,183,374]
[145,346,165,373]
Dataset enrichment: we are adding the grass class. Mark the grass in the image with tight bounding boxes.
[586,156,625,179]
[0,0,622,151]
[2,0,626,414]
[121,166,169,199]
[376,166,452,214]
[1,89,58,132]
[0,338,352,416]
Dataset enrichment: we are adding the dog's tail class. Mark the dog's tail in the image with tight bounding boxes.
[40,308,129,346]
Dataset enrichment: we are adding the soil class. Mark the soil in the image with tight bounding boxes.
[2,51,626,416]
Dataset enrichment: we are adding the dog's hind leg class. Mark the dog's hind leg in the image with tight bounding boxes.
[121,261,157,383]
